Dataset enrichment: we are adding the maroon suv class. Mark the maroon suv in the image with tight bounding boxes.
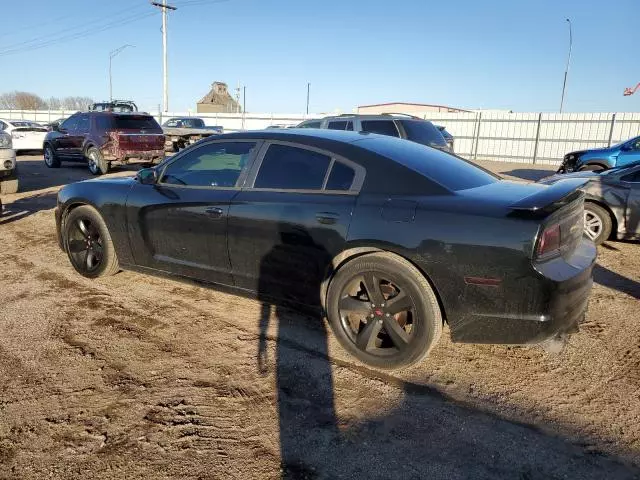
[43,111,165,175]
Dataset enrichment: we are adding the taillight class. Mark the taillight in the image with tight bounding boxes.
[537,223,561,258]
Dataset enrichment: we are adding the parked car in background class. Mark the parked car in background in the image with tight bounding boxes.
[539,161,640,245]
[0,131,18,194]
[43,111,164,175]
[558,136,640,173]
[0,119,48,153]
[296,114,451,152]
[55,129,594,369]
[89,100,138,113]
[161,117,223,152]
[436,125,454,152]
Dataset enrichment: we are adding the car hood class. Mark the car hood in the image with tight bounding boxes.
[83,176,136,185]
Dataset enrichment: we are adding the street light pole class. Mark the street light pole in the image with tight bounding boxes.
[306,82,310,116]
[560,18,572,113]
[109,44,134,101]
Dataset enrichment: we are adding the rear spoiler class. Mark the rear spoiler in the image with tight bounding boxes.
[509,178,588,213]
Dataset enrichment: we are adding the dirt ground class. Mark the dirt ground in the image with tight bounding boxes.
[0,155,639,479]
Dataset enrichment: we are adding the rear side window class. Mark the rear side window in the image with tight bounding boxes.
[345,121,354,131]
[361,120,400,138]
[359,136,499,191]
[399,120,447,148]
[95,115,113,131]
[113,115,160,130]
[76,115,90,133]
[326,162,355,190]
[255,144,330,190]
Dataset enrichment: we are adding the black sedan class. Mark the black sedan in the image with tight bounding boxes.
[539,162,640,245]
[55,129,596,369]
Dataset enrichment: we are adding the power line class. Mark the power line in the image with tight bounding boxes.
[0,11,158,57]
[0,4,149,51]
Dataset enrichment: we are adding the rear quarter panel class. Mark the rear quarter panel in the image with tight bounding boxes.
[347,193,541,339]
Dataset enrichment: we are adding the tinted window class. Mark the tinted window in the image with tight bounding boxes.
[255,144,330,190]
[621,170,640,182]
[328,120,348,130]
[345,121,354,131]
[160,142,256,187]
[358,136,499,191]
[76,114,90,133]
[95,115,113,131]
[60,115,79,131]
[113,115,161,130]
[361,120,400,137]
[399,120,447,148]
[326,162,355,190]
[627,138,640,151]
[188,118,205,128]
[298,121,321,128]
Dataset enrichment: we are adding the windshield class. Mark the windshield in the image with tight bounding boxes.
[610,136,640,149]
[602,159,640,175]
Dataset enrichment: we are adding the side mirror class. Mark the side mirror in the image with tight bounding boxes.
[137,168,158,185]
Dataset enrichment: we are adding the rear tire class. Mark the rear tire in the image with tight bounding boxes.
[326,252,442,369]
[584,202,613,245]
[86,147,109,175]
[64,205,119,278]
[44,144,61,168]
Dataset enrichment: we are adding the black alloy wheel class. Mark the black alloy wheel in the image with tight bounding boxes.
[327,252,442,369]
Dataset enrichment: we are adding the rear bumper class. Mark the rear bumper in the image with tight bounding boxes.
[451,238,596,345]
[103,149,165,163]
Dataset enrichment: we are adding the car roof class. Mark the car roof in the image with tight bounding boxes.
[211,128,382,144]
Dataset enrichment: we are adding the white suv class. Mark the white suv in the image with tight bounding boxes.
[0,131,18,194]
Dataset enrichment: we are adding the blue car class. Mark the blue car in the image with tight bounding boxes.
[558,135,640,173]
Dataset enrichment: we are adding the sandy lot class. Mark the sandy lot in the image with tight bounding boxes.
[0,155,639,479]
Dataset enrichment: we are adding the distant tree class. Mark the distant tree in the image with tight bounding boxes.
[0,92,17,109]
[47,97,62,110]
[61,96,94,110]
[14,91,47,110]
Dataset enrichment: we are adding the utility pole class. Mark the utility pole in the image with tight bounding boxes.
[109,44,134,101]
[306,82,310,116]
[151,1,177,112]
[559,18,572,113]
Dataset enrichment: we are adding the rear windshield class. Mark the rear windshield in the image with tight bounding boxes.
[357,135,499,191]
[399,120,447,148]
[113,115,160,130]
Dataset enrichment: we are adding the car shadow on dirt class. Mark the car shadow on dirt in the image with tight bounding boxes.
[256,226,640,479]
[593,264,640,300]
[0,192,58,226]
[15,156,139,194]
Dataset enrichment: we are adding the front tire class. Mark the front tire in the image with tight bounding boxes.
[64,205,119,278]
[584,203,613,245]
[86,147,109,175]
[44,144,61,168]
[326,252,442,369]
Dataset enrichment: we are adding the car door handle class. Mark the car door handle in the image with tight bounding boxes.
[205,207,224,218]
[316,212,339,225]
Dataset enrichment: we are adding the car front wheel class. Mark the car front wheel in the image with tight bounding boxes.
[326,252,442,369]
[64,205,119,278]
[584,203,612,245]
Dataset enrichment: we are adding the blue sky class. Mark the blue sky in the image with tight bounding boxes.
[0,0,638,114]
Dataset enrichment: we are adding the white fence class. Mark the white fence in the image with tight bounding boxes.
[2,109,639,166]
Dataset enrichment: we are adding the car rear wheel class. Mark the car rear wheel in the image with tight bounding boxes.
[326,252,442,369]
[64,205,119,278]
[86,147,109,175]
[44,144,61,168]
[584,203,612,245]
